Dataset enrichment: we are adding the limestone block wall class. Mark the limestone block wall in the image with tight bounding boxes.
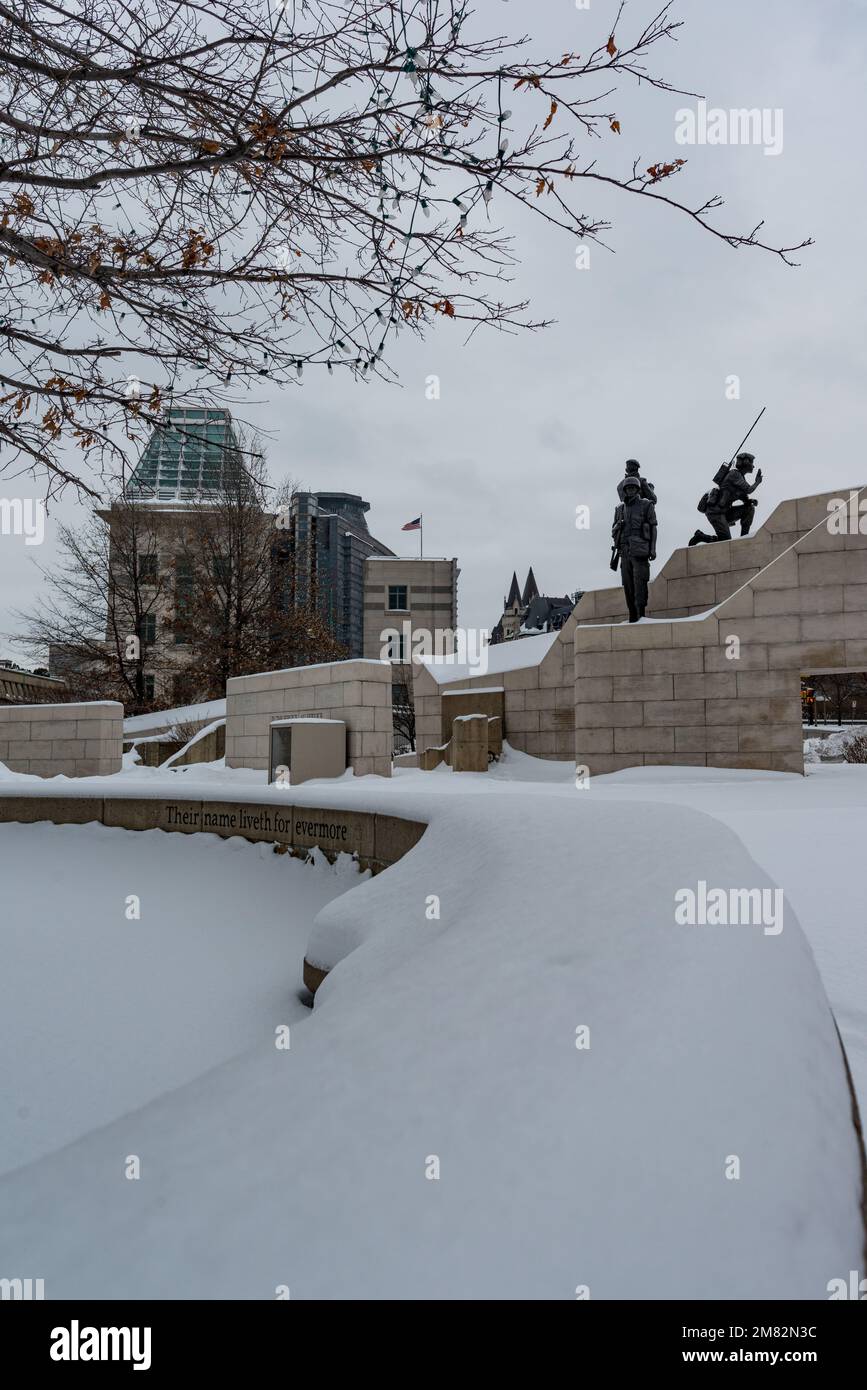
[226,659,393,778]
[0,701,123,777]
[413,615,578,761]
[574,490,867,776]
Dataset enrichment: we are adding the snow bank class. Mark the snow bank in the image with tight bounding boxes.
[0,783,861,1299]
[0,824,362,1176]
[804,727,859,763]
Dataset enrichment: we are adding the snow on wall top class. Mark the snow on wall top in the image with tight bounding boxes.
[421,630,560,686]
[124,698,226,735]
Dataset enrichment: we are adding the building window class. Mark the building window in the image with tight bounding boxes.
[138,553,158,584]
[143,674,155,701]
[213,555,232,585]
[172,674,196,704]
[175,556,194,644]
[388,584,408,611]
[387,633,406,660]
[139,613,156,645]
[392,682,409,705]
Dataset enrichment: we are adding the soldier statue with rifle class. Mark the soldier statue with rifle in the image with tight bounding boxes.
[689,408,766,547]
[611,476,658,623]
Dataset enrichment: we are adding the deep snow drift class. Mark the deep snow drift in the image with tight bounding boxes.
[0,824,362,1175]
[0,763,863,1300]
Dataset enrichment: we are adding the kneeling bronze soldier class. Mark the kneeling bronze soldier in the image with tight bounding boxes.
[690,453,763,546]
[612,478,657,622]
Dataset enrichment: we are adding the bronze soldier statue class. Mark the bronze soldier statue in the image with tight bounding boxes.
[689,453,763,546]
[611,477,657,622]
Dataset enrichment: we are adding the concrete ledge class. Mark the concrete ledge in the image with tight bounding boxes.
[374,813,427,865]
[0,796,104,826]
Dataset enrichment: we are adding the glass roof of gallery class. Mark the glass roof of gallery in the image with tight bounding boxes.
[125,407,246,500]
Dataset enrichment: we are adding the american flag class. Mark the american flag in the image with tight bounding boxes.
[401,516,422,532]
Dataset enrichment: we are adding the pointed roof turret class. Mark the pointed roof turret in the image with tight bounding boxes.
[522,567,539,606]
[504,571,522,609]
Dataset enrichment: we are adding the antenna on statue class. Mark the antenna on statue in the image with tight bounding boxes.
[728,406,766,465]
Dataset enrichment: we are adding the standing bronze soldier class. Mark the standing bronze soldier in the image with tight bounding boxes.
[612,477,657,622]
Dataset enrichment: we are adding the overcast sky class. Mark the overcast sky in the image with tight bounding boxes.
[2,0,866,659]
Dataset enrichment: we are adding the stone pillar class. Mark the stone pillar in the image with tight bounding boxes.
[451,714,488,772]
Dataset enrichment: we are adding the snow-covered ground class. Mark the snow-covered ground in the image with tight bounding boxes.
[0,825,362,1176]
[0,749,864,1299]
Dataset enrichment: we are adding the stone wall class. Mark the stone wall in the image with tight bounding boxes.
[413,621,578,761]
[574,490,867,776]
[0,791,426,882]
[0,701,123,777]
[0,667,68,706]
[226,658,393,777]
[126,724,226,769]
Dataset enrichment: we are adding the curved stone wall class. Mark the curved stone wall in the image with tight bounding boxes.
[0,792,426,872]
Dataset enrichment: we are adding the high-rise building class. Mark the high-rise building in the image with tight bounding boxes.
[274,492,393,657]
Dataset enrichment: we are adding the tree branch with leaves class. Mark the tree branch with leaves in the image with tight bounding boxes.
[0,0,810,498]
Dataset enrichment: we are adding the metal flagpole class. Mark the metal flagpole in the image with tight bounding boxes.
[420,514,423,559]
